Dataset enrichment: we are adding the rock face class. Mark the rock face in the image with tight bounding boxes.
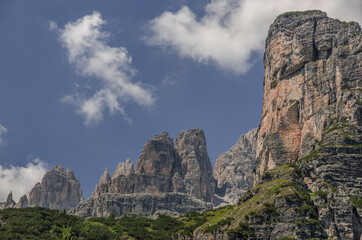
[251,10,362,240]
[213,128,257,204]
[255,10,361,183]
[70,193,213,217]
[27,165,84,211]
[72,128,216,217]
[185,10,361,240]
[175,129,215,203]
[112,159,134,179]
[0,192,16,210]
[14,195,28,209]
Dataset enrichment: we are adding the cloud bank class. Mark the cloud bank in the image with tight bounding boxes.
[51,11,156,125]
[0,159,47,202]
[0,124,7,146]
[146,0,362,75]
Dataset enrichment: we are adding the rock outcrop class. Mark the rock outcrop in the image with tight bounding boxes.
[71,128,216,217]
[213,128,257,204]
[251,10,362,240]
[14,195,28,209]
[27,165,84,211]
[112,159,134,179]
[255,10,361,183]
[70,192,212,217]
[180,10,361,240]
[0,192,16,210]
[175,129,216,202]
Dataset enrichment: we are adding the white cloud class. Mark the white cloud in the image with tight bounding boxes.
[51,11,156,125]
[0,124,8,146]
[146,0,362,75]
[0,159,47,202]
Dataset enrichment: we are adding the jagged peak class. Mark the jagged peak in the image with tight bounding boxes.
[112,159,134,179]
[66,168,76,179]
[152,131,173,146]
[99,167,111,184]
[6,191,13,203]
[49,164,64,172]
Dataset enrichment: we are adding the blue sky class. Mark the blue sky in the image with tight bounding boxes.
[0,0,361,201]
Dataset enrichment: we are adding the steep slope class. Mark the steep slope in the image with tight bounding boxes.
[213,128,257,204]
[255,10,361,183]
[187,10,361,240]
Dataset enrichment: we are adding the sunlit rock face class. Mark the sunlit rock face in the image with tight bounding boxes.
[255,10,362,183]
[252,10,362,239]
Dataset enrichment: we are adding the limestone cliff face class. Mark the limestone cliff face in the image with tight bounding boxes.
[255,10,362,183]
[27,165,84,211]
[213,128,257,204]
[175,129,216,203]
[136,132,177,177]
[185,11,360,240]
[252,10,362,239]
[73,128,216,217]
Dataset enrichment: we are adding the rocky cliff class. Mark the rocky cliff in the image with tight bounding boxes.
[27,165,84,211]
[71,128,217,217]
[253,10,362,239]
[0,192,15,210]
[213,128,257,204]
[185,10,361,240]
[255,10,361,183]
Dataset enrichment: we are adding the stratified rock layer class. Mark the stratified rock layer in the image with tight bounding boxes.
[255,10,361,183]
[252,10,362,240]
[27,165,84,211]
[213,128,257,204]
[181,10,361,240]
[70,193,212,217]
[73,128,216,217]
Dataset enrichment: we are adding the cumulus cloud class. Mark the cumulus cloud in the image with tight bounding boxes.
[0,124,7,146]
[146,0,362,75]
[51,11,156,125]
[0,159,47,202]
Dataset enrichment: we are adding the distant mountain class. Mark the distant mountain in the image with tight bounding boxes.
[213,128,257,204]
[0,165,84,212]
[70,129,217,217]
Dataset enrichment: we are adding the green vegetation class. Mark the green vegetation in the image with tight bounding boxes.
[298,117,361,163]
[276,236,297,240]
[0,207,183,240]
[349,196,362,208]
[278,10,323,18]
[311,190,329,200]
[0,163,329,239]
[294,204,317,218]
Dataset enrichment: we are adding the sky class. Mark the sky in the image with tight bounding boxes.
[0,0,361,202]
